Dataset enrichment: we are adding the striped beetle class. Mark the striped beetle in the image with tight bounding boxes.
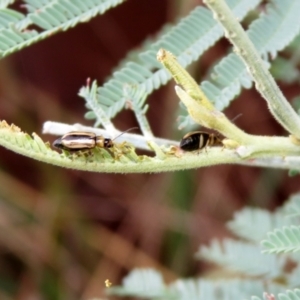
[180,114,242,152]
[179,131,223,152]
[53,128,137,151]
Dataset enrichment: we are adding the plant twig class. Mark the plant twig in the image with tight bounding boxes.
[1,120,300,172]
[203,0,300,139]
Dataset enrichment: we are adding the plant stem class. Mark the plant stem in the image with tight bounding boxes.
[1,120,300,173]
[203,0,300,139]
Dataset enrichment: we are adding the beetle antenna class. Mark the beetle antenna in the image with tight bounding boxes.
[216,114,242,138]
[231,113,242,123]
[112,127,139,141]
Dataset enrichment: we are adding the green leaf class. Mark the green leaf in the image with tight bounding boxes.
[283,194,300,217]
[227,207,293,242]
[84,111,96,120]
[197,238,284,277]
[0,0,14,9]
[179,0,300,128]
[262,226,300,254]
[108,268,284,300]
[82,0,262,125]
[107,269,171,298]
[278,289,300,300]
[0,0,125,57]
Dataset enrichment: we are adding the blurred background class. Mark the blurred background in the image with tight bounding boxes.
[0,0,300,299]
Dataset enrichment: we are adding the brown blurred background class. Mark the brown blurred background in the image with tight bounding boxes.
[0,0,299,299]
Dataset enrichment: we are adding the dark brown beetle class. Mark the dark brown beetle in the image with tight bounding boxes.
[179,131,223,151]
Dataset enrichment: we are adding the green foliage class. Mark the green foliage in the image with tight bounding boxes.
[251,290,300,300]
[1,0,300,297]
[181,0,300,128]
[1,0,300,173]
[261,194,300,254]
[0,0,125,57]
[108,268,285,300]
[197,239,284,277]
[0,0,14,9]
[0,120,159,173]
[278,290,300,300]
[283,194,300,217]
[261,226,300,254]
[106,193,300,300]
[82,0,262,126]
[108,269,170,298]
[227,207,294,242]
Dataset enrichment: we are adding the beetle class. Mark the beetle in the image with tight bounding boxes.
[179,114,242,152]
[179,131,223,152]
[53,132,112,151]
[53,128,137,151]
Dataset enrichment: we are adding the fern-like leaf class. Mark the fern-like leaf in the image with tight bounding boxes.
[108,268,285,300]
[107,268,171,298]
[283,194,300,217]
[79,80,117,130]
[278,289,300,300]
[287,264,300,288]
[26,0,124,31]
[0,120,154,172]
[197,238,284,277]
[250,289,300,300]
[82,0,262,125]
[271,56,300,84]
[0,0,14,9]
[0,0,125,57]
[0,8,24,28]
[179,0,300,128]
[261,226,300,254]
[227,207,294,242]
[171,279,284,300]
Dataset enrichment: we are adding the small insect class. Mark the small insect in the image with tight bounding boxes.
[53,128,137,151]
[179,131,223,152]
[180,114,242,152]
